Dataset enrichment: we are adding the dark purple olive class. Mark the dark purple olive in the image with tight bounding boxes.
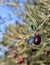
[33,34,41,45]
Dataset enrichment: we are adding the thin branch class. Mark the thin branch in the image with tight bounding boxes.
[15,15,50,46]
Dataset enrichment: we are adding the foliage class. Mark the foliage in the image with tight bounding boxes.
[1,0,50,65]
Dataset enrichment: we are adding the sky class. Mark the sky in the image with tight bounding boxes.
[0,0,25,42]
[0,0,25,58]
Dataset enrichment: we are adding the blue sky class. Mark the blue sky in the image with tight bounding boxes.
[0,0,25,42]
[0,0,25,57]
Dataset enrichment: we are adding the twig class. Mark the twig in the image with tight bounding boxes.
[15,15,50,46]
